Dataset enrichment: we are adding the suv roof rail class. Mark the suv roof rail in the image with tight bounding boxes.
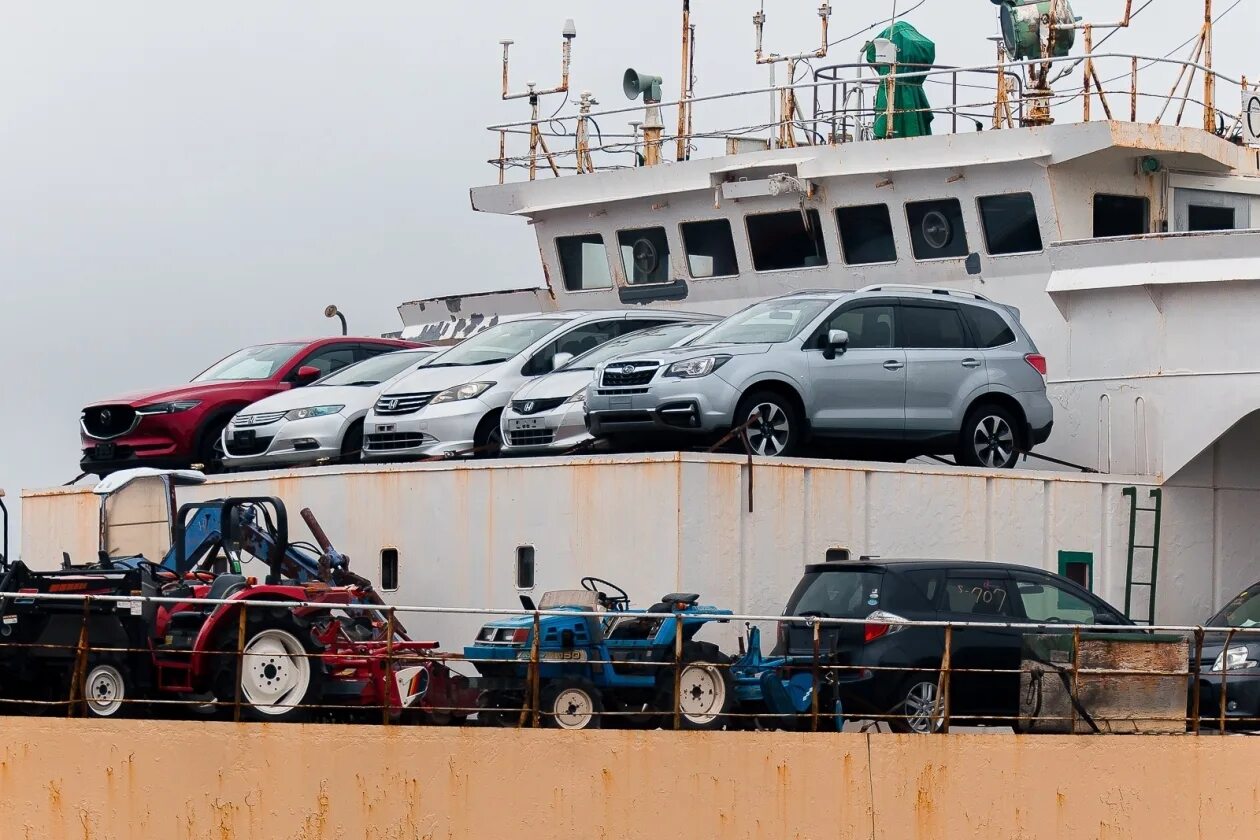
[857,284,993,303]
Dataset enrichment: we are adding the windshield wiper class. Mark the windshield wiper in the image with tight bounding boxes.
[346,380,380,386]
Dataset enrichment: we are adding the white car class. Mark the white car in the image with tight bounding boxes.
[362,310,706,460]
[500,320,717,455]
[221,347,438,470]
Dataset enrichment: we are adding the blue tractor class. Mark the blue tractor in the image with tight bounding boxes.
[465,577,737,730]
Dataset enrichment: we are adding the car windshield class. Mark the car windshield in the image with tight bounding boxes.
[561,323,709,371]
[700,298,833,344]
[1213,586,1260,628]
[192,342,306,382]
[786,571,885,617]
[316,350,436,387]
[425,319,562,367]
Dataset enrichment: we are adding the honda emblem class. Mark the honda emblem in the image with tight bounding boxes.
[523,401,535,414]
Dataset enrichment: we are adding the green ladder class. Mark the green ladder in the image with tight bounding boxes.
[1122,487,1163,625]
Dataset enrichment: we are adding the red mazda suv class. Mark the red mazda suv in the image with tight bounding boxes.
[79,337,419,476]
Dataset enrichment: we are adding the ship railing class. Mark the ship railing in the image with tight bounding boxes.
[486,52,1253,182]
[0,588,1249,734]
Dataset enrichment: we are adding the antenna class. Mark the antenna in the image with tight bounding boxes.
[497,20,578,181]
[752,3,832,148]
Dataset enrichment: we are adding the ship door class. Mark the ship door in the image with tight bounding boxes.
[1173,188,1252,232]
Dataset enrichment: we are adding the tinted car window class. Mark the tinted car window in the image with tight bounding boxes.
[822,305,895,349]
[1012,574,1098,624]
[943,575,1014,617]
[318,350,435,386]
[301,346,357,377]
[898,304,970,349]
[703,298,832,345]
[787,571,884,617]
[1211,585,1260,628]
[961,305,1016,348]
[525,321,625,376]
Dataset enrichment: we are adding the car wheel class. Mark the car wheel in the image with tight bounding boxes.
[889,678,945,734]
[541,679,603,730]
[473,413,503,458]
[735,391,801,458]
[339,420,364,464]
[957,404,1021,469]
[476,690,520,727]
[196,416,233,474]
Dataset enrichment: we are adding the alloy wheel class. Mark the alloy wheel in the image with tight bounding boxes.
[901,681,943,734]
[746,402,791,457]
[972,414,1016,468]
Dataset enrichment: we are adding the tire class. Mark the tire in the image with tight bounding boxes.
[956,403,1021,469]
[339,420,364,464]
[659,642,734,731]
[473,413,503,459]
[224,613,323,722]
[888,677,945,734]
[83,658,131,718]
[196,415,234,474]
[476,690,520,727]
[541,679,603,730]
[734,390,802,458]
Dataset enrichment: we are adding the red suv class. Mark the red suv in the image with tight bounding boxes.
[80,337,420,476]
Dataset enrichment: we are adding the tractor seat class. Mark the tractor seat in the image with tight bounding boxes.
[648,593,701,613]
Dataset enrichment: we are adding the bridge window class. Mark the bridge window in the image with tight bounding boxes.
[380,548,399,592]
[617,227,671,285]
[836,204,897,265]
[1093,194,1149,238]
[556,234,613,291]
[906,198,969,260]
[746,209,828,272]
[515,545,536,590]
[680,219,739,278]
[978,193,1043,255]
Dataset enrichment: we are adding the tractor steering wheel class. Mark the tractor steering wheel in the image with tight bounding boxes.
[581,576,631,611]
[137,560,178,583]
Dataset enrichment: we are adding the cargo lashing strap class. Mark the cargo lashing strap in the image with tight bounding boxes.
[1023,654,1101,734]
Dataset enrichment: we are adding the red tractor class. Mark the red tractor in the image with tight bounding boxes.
[0,496,475,723]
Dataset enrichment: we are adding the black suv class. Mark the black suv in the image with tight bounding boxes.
[778,558,1131,732]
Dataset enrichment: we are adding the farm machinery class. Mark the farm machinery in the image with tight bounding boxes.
[0,486,474,723]
[464,576,832,730]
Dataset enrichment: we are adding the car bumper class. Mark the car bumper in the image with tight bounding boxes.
[221,414,350,468]
[1017,392,1055,446]
[80,417,196,474]
[587,377,740,438]
[361,399,488,460]
[1198,673,1260,725]
[500,402,592,454]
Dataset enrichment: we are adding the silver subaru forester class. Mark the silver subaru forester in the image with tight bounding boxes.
[585,285,1053,468]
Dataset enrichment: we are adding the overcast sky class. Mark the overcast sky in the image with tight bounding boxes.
[0,0,1253,553]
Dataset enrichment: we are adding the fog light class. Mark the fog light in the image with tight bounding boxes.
[1228,700,1239,712]
[293,439,319,451]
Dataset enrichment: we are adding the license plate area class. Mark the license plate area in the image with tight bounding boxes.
[373,424,396,434]
[92,443,116,460]
[233,429,256,443]
[507,418,544,431]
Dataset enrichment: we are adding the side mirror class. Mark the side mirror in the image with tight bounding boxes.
[293,365,321,385]
[823,329,849,360]
[551,352,575,371]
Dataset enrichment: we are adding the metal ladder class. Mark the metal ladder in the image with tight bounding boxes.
[1122,487,1163,625]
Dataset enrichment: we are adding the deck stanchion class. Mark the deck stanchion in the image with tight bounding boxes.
[939,624,952,733]
[383,609,396,726]
[233,603,247,722]
[1191,627,1204,733]
[530,611,542,728]
[673,620,683,731]
[67,598,92,717]
[1071,627,1082,733]
[811,620,821,732]
[1219,628,1234,734]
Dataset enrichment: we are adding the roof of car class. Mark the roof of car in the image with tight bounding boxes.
[804,558,1050,573]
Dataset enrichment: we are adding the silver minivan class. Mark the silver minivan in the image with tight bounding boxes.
[585,286,1053,468]
[362,310,704,460]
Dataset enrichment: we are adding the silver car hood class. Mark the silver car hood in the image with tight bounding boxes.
[510,369,594,401]
[235,384,384,417]
[380,362,499,395]
[602,343,774,366]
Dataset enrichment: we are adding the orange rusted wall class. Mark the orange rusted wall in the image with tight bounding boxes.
[1,718,1257,840]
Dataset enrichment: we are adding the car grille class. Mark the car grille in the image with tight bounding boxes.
[81,405,138,439]
[595,388,648,396]
[232,411,286,428]
[364,432,426,451]
[224,435,274,456]
[597,411,653,425]
[374,392,436,416]
[508,429,556,447]
[600,363,659,387]
[509,397,567,415]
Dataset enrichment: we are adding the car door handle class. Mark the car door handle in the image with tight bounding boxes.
[883,360,904,371]
[961,358,982,368]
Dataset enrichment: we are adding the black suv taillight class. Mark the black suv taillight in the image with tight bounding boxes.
[863,610,909,644]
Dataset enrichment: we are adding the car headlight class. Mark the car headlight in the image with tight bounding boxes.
[284,405,344,421]
[663,356,731,379]
[429,381,495,405]
[136,400,202,415]
[564,390,585,406]
[1211,645,1259,672]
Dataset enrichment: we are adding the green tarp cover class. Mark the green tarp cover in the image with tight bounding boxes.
[865,21,935,139]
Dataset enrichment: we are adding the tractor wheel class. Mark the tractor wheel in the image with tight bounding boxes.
[658,642,734,731]
[228,614,323,723]
[476,690,520,727]
[83,658,131,719]
[541,679,603,730]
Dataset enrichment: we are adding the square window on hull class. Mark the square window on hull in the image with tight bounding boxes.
[978,193,1043,255]
[906,199,969,260]
[681,219,739,278]
[746,209,828,272]
[836,204,897,265]
[618,227,671,285]
[557,234,613,291]
[1093,195,1150,238]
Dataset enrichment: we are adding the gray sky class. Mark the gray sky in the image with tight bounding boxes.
[0,0,1253,554]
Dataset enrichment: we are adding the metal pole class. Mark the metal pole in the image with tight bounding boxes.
[233,603,247,722]
[676,0,691,162]
[811,620,821,732]
[939,624,952,733]
[1083,25,1094,122]
[520,610,540,728]
[67,599,91,717]
[528,86,539,182]
[1070,626,1082,734]
[383,608,395,726]
[673,619,683,731]
[1190,627,1204,734]
[1203,0,1215,132]
[1131,57,1139,122]
[530,611,542,728]
[1219,628,1234,734]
